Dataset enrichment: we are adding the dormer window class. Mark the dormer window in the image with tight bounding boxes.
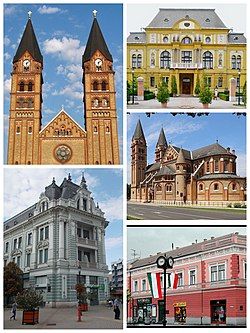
[164,18,169,22]
[163,36,169,43]
[233,36,239,41]
[205,18,210,22]
[184,22,190,27]
[134,36,140,40]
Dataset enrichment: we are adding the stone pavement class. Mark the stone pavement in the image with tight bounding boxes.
[127,96,245,109]
[4,304,123,329]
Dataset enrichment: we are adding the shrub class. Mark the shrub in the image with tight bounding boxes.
[170,76,178,96]
[218,93,229,101]
[144,90,155,100]
[199,86,213,104]
[227,203,232,208]
[233,203,242,208]
[241,204,247,209]
[194,75,201,95]
[16,289,43,310]
[157,82,170,103]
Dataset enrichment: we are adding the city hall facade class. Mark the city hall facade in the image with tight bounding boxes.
[127,9,246,96]
[130,120,246,205]
[127,232,246,326]
[4,174,110,307]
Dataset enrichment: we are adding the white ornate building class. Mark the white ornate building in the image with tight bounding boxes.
[4,173,110,307]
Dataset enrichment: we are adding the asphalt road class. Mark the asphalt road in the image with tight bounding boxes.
[127,203,246,220]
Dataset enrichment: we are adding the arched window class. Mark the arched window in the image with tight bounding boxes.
[214,183,219,191]
[83,198,87,211]
[237,55,241,70]
[95,161,99,165]
[102,99,109,107]
[137,54,142,68]
[17,98,24,108]
[231,55,236,69]
[27,98,34,108]
[203,51,213,69]
[132,54,137,68]
[214,159,219,172]
[108,161,112,164]
[27,161,31,165]
[94,126,98,133]
[101,81,107,91]
[16,126,20,134]
[28,82,33,91]
[106,126,110,133]
[28,126,32,134]
[93,81,98,90]
[199,184,204,191]
[181,37,192,44]
[15,161,19,165]
[93,99,99,107]
[160,51,171,68]
[77,198,80,210]
[232,183,237,191]
[19,81,25,91]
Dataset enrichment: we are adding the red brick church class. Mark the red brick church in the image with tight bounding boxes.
[130,120,246,205]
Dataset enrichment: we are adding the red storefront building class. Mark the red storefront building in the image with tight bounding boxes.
[127,232,246,326]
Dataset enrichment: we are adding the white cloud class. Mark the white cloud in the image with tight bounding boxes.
[43,37,85,63]
[4,36,11,46]
[105,236,123,250]
[4,78,11,96]
[4,6,17,16]
[236,152,246,177]
[38,5,61,15]
[99,195,123,222]
[52,84,82,100]
[4,52,11,61]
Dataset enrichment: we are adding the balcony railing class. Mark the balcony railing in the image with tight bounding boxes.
[170,62,204,69]
[78,260,98,269]
[77,237,98,248]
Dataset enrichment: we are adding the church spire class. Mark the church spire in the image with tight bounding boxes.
[176,148,186,164]
[80,172,87,189]
[132,119,146,142]
[13,14,43,64]
[82,12,113,65]
[156,128,168,148]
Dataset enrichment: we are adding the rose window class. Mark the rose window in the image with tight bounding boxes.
[55,145,72,163]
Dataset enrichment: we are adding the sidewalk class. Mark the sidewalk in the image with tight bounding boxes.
[4,305,123,329]
[127,97,246,109]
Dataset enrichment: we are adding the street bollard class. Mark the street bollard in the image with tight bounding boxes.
[77,307,82,322]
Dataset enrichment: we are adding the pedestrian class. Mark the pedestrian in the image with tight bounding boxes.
[113,298,120,320]
[214,86,218,100]
[10,301,17,320]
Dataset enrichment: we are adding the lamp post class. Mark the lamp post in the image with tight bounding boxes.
[238,70,241,105]
[156,255,174,327]
[132,68,135,104]
[78,265,81,284]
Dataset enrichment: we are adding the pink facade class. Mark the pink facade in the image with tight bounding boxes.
[127,233,246,326]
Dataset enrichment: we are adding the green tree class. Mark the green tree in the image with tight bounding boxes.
[242,81,247,106]
[16,289,44,310]
[194,75,201,95]
[4,262,24,305]
[170,75,178,96]
[157,82,170,104]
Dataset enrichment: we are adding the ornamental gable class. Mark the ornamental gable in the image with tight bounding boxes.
[39,110,86,139]
[162,146,178,163]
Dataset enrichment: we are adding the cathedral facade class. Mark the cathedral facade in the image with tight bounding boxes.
[127,8,246,96]
[4,173,110,307]
[131,120,246,205]
[7,12,120,165]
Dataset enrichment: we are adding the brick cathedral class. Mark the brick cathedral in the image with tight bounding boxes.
[7,11,120,165]
[131,119,246,205]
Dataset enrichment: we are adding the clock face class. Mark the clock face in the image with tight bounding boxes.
[156,256,166,267]
[168,256,174,267]
[23,59,30,67]
[95,58,103,67]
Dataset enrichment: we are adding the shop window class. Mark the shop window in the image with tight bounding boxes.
[160,51,171,68]
[210,300,226,324]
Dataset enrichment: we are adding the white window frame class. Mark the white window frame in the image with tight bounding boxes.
[134,280,138,292]
[188,268,197,286]
[176,270,184,287]
[209,262,227,282]
[141,279,147,292]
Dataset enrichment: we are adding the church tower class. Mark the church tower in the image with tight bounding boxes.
[7,12,43,165]
[82,10,120,165]
[155,128,168,163]
[131,120,147,200]
[175,148,187,202]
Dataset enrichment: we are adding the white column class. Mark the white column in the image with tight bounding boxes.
[31,227,37,269]
[48,222,54,261]
[59,220,64,259]
[101,230,106,264]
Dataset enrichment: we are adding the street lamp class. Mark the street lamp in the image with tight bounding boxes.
[132,68,135,104]
[238,70,241,105]
[156,255,174,327]
[78,265,81,284]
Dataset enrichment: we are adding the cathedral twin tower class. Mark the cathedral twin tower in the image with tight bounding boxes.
[7,11,120,165]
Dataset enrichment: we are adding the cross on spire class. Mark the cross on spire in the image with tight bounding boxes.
[28,11,32,19]
[93,9,97,18]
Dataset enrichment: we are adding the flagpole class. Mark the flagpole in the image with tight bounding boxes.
[163,266,167,327]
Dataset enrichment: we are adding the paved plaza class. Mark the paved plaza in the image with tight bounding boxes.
[4,304,123,329]
[127,96,245,109]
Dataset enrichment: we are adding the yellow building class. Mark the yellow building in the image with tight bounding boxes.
[7,12,120,165]
[127,9,246,96]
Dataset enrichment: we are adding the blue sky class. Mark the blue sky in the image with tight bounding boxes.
[3,3,123,161]
[4,168,123,268]
[127,113,246,182]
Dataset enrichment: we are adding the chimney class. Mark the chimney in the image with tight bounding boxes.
[211,236,215,240]
[227,147,230,153]
[176,247,179,249]
[204,238,207,241]
[232,149,235,155]
[171,243,174,250]
[195,239,197,243]
[235,232,239,235]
